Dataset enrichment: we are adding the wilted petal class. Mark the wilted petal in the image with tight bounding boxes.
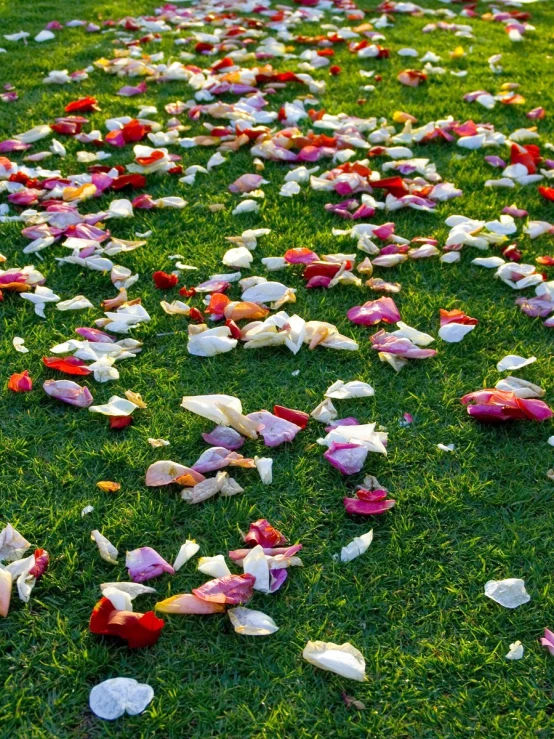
[245,520,287,548]
[0,523,30,561]
[311,398,337,423]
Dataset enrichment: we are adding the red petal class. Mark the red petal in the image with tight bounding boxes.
[29,549,49,579]
[65,97,98,113]
[153,271,178,289]
[109,415,133,430]
[89,597,116,634]
[43,356,92,375]
[106,609,165,649]
[273,405,309,429]
[245,519,288,548]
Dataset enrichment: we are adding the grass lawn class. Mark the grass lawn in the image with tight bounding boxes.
[1,0,554,736]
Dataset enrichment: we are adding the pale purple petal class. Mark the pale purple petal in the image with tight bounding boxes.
[324,442,368,475]
[192,447,233,473]
[202,426,244,450]
[246,411,302,447]
[43,380,93,407]
[126,546,175,583]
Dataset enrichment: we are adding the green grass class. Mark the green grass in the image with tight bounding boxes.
[1,0,554,736]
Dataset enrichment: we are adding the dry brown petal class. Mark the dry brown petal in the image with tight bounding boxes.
[125,390,147,408]
[216,402,259,440]
[341,692,366,711]
[97,481,121,493]
[194,136,220,147]
[208,204,225,212]
[189,324,208,335]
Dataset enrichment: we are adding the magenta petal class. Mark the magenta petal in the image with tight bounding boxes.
[195,279,231,294]
[75,327,115,342]
[347,297,401,326]
[324,442,368,475]
[117,81,147,97]
[502,205,528,218]
[126,546,175,583]
[192,573,256,605]
[344,497,396,515]
[0,139,31,152]
[518,398,554,422]
[373,223,395,240]
[306,275,332,289]
[269,568,288,592]
[370,330,437,359]
[325,417,359,432]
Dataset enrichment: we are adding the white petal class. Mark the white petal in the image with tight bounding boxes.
[496,355,536,372]
[173,540,200,570]
[311,398,337,423]
[303,640,366,681]
[506,641,524,660]
[484,579,530,609]
[255,457,273,484]
[438,323,475,343]
[12,337,29,353]
[197,555,230,579]
[181,394,242,424]
[340,530,373,562]
[243,545,270,593]
[89,678,154,721]
[89,395,139,417]
[101,582,156,598]
[228,606,279,636]
[325,380,374,400]
[102,586,133,611]
[91,530,119,564]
